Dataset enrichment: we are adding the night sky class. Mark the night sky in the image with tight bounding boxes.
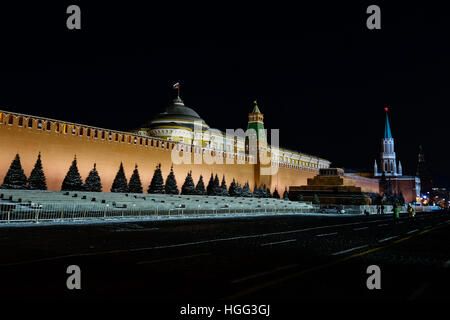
[0,3,447,185]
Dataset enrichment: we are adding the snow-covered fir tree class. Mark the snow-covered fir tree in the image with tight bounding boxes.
[1,154,28,189]
[212,174,221,196]
[235,183,243,197]
[164,165,179,194]
[195,174,206,195]
[241,182,252,197]
[283,188,290,200]
[84,163,102,192]
[148,163,164,194]
[111,162,128,193]
[128,164,143,193]
[313,194,320,204]
[220,175,229,196]
[272,188,280,199]
[28,152,47,190]
[228,179,237,196]
[61,156,84,191]
[206,173,215,195]
[181,171,196,195]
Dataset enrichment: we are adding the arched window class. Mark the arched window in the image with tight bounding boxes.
[87,128,91,137]
[28,118,33,128]
[79,127,84,136]
[72,126,76,134]
[94,130,98,138]
[37,120,42,129]
[101,131,105,139]
[55,123,60,132]
[18,117,23,127]
[8,115,14,125]
[46,121,51,131]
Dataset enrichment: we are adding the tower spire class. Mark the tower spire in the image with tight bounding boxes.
[384,107,392,139]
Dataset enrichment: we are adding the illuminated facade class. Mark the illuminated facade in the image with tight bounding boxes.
[0,93,331,193]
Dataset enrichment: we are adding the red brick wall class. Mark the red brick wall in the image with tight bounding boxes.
[0,112,318,193]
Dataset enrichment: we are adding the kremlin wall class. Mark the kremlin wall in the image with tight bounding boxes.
[0,96,332,194]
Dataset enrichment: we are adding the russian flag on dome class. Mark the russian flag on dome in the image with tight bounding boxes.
[173,82,180,89]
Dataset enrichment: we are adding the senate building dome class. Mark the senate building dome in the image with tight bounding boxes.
[142,96,210,145]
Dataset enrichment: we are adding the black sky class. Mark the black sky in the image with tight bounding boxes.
[0,2,447,185]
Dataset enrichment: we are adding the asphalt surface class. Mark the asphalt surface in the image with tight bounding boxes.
[0,211,449,303]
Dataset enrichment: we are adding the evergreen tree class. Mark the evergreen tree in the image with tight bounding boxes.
[241,182,252,197]
[128,164,143,193]
[212,174,221,195]
[253,185,259,198]
[229,179,237,196]
[148,163,164,194]
[84,163,102,192]
[283,188,290,200]
[181,171,196,195]
[220,175,229,196]
[195,174,206,195]
[1,154,28,189]
[272,188,280,199]
[313,193,320,205]
[165,165,179,194]
[61,156,84,191]
[262,184,270,198]
[206,173,215,195]
[235,183,243,197]
[28,152,47,190]
[111,162,128,193]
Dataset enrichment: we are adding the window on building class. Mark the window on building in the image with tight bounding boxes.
[101,131,105,139]
[55,123,60,132]
[115,134,118,142]
[145,139,148,146]
[94,130,98,138]
[86,128,91,137]
[121,135,125,142]
[108,132,112,140]
[28,118,33,128]
[79,127,83,136]
[37,120,42,130]
[0,112,3,124]
[63,124,68,134]
[72,126,76,134]
[8,115,14,125]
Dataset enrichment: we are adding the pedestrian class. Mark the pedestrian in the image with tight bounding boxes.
[381,204,384,215]
[407,203,413,218]
[393,203,400,223]
[377,205,381,215]
[364,209,370,216]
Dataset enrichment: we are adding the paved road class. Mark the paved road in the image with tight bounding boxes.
[0,211,449,302]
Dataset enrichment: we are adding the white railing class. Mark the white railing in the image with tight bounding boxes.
[0,203,318,224]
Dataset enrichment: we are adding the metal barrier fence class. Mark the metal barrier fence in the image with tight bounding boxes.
[0,203,318,224]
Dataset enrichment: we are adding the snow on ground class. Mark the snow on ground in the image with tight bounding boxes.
[0,211,367,228]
